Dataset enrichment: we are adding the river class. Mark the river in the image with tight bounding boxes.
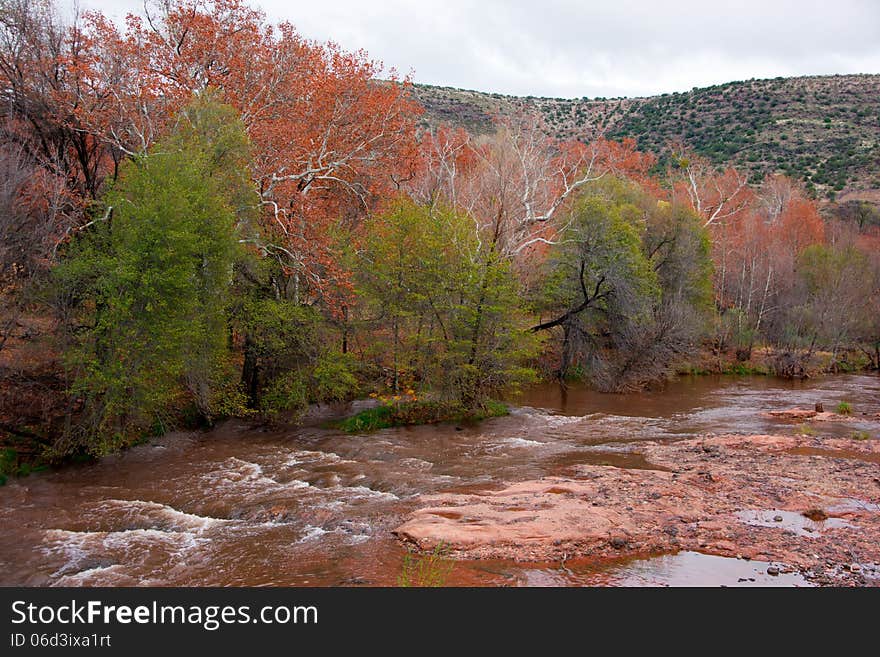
[1,375,878,587]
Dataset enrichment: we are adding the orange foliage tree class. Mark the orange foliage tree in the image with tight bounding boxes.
[6,0,421,305]
[666,147,826,353]
[410,114,654,260]
[0,0,107,246]
[721,175,825,352]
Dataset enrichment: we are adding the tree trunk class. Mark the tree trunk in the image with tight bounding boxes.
[241,335,260,407]
[341,306,349,355]
[559,320,573,380]
[392,318,399,394]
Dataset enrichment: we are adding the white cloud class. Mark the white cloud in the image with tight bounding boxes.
[64,0,880,97]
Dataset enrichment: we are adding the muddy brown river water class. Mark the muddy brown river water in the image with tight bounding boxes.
[1,375,878,587]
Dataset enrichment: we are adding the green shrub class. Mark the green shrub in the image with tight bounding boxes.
[836,402,852,415]
[337,405,394,432]
[260,371,309,420]
[0,447,48,482]
[478,400,511,420]
[338,399,508,433]
[831,353,869,373]
[206,376,252,419]
[54,96,251,454]
[312,351,359,402]
[0,448,16,485]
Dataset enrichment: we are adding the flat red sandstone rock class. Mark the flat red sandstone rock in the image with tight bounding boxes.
[764,408,857,422]
[394,433,880,585]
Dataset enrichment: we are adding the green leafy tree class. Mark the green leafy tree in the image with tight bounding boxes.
[531,178,659,382]
[228,254,321,416]
[54,96,253,455]
[532,178,712,389]
[782,244,873,357]
[356,198,538,409]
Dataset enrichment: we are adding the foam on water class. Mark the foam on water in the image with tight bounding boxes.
[333,484,398,501]
[298,526,328,542]
[284,450,352,467]
[40,527,210,583]
[205,457,311,492]
[52,564,127,586]
[501,437,545,448]
[44,527,207,550]
[511,406,593,425]
[94,499,230,532]
[298,521,373,545]
[398,457,434,470]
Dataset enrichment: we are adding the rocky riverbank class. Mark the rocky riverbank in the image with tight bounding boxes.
[395,426,880,586]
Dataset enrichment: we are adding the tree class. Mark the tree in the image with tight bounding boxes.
[667,146,752,318]
[228,253,321,414]
[0,0,104,254]
[0,0,100,196]
[2,0,421,309]
[705,174,825,359]
[530,178,660,383]
[781,244,873,361]
[531,178,712,389]
[406,118,657,394]
[72,0,421,307]
[854,245,880,370]
[355,198,538,408]
[837,200,880,233]
[636,195,714,379]
[0,137,71,355]
[54,96,252,455]
[669,144,751,229]
[410,115,654,258]
[355,198,448,393]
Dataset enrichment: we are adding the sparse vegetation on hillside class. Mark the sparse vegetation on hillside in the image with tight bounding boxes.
[411,74,880,202]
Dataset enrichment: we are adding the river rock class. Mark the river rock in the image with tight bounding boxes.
[764,408,858,423]
[394,432,880,586]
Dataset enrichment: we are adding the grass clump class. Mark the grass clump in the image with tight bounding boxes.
[398,543,455,587]
[836,401,852,415]
[795,423,817,436]
[337,405,394,432]
[851,430,871,441]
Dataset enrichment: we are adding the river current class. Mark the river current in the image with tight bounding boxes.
[1,375,877,586]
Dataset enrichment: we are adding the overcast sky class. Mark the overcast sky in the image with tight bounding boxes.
[65,0,880,98]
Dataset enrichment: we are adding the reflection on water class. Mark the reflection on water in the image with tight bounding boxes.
[607,551,812,587]
[736,509,854,537]
[468,551,812,587]
[0,375,877,586]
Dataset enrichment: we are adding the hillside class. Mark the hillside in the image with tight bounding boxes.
[411,74,880,202]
